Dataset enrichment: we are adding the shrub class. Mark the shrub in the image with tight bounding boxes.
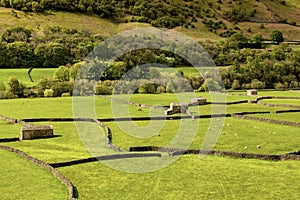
[0,91,15,99]
[23,88,36,98]
[61,92,71,97]
[95,84,113,95]
[36,77,53,96]
[199,78,221,92]
[242,83,251,90]
[231,79,241,90]
[290,81,299,89]
[44,89,54,97]
[51,81,73,97]
[156,85,166,94]
[138,82,156,94]
[0,82,6,91]
[166,81,175,93]
[274,82,287,90]
[7,77,24,97]
[250,79,265,89]
[53,66,70,82]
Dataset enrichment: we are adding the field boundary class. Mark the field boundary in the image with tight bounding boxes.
[20,117,121,151]
[232,114,300,127]
[0,115,18,123]
[257,101,300,109]
[129,146,300,161]
[0,145,78,200]
[49,153,162,168]
[275,109,300,113]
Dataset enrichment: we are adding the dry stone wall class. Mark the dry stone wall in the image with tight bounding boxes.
[129,146,300,161]
[0,145,77,200]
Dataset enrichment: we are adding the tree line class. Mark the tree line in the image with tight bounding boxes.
[0,25,299,98]
[0,0,203,29]
[0,26,94,68]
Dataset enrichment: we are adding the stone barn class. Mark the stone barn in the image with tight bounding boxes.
[165,103,189,115]
[20,125,54,140]
[246,89,258,96]
[190,97,207,106]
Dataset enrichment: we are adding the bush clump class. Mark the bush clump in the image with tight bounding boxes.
[44,89,54,97]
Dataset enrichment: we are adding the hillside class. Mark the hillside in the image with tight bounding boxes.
[0,0,300,42]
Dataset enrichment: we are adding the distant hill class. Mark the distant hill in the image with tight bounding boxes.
[0,0,300,41]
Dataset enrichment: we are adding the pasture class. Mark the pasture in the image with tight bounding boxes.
[0,68,55,87]
[0,90,299,199]
[0,149,68,200]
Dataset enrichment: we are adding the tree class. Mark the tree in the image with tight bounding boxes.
[199,78,221,92]
[231,79,241,90]
[251,34,264,48]
[250,79,265,89]
[36,77,53,96]
[5,41,33,67]
[7,77,24,97]
[53,66,70,82]
[270,30,284,44]
[34,42,66,67]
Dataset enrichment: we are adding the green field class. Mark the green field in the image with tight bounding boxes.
[0,68,55,87]
[260,99,300,106]
[258,91,300,97]
[0,92,299,199]
[0,149,68,200]
[59,156,300,200]
[1,0,300,198]
[250,112,300,123]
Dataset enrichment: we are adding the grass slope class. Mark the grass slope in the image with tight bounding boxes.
[58,155,300,200]
[0,93,299,199]
[1,0,300,42]
[0,149,68,200]
[0,68,55,87]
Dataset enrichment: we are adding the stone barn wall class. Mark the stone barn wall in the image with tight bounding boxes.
[246,89,257,96]
[20,125,53,140]
[190,97,207,106]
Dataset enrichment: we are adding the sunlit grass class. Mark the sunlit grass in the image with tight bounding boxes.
[0,149,68,200]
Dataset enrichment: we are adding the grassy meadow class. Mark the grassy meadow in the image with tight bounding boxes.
[1,0,300,198]
[260,99,300,106]
[0,68,55,87]
[0,91,299,199]
[0,149,68,200]
[251,112,300,123]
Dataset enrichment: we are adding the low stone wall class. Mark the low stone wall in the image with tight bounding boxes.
[0,145,77,200]
[233,111,270,115]
[257,101,300,109]
[20,125,53,140]
[275,109,300,113]
[0,137,19,143]
[129,146,300,161]
[21,118,121,151]
[232,114,300,127]
[0,115,18,123]
[268,96,300,99]
[256,96,273,101]
[208,100,248,105]
[49,153,162,168]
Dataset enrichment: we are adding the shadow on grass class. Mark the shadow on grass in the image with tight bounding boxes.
[49,153,162,168]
